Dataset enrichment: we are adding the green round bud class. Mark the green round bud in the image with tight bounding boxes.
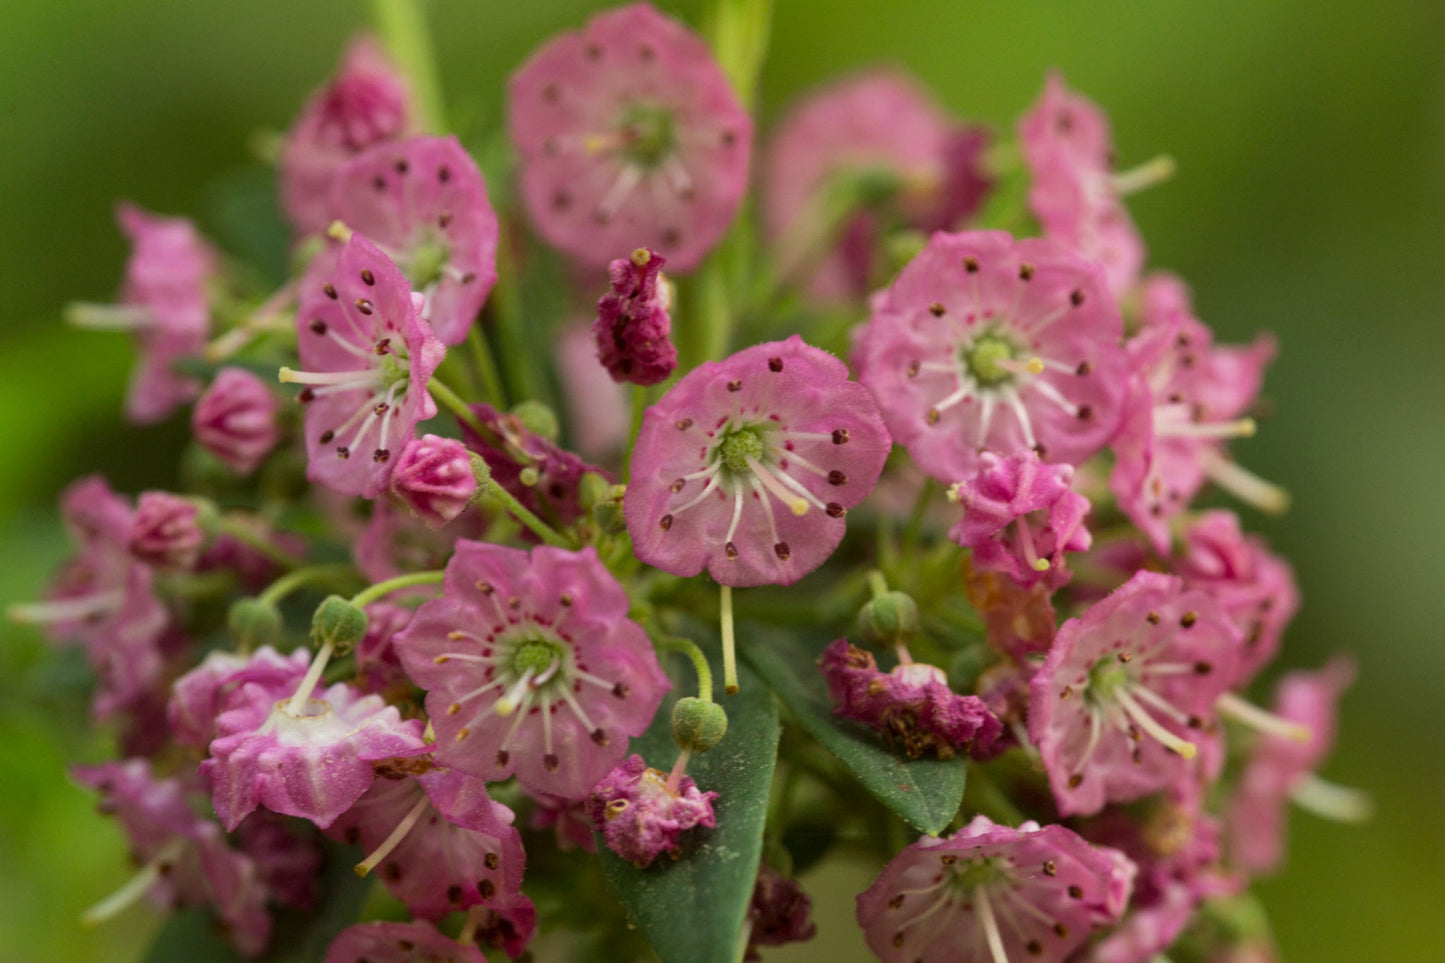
[671,697,729,753]
[858,591,921,649]
[947,644,992,693]
[578,472,613,512]
[311,594,369,654]
[189,497,222,540]
[228,598,282,651]
[592,499,628,536]
[510,400,559,441]
[886,230,928,272]
[518,466,541,487]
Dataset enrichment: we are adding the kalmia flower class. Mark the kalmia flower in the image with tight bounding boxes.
[626,336,891,587]
[324,920,488,963]
[508,2,752,270]
[203,670,429,831]
[746,864,817,959]
[284,233,444,498]
[355,496,477,589]
[280,36,413,237]
[593,247,677,386]
[328,135,498,344]
[818,639,1002,759]
[948,450,1091,590]
[394,542,669,799]
[1029,571,1241,816]
[390,433,479,528]
[854,231,1129,484]
[128,491,205,571]
[168,645,310,747]
[764,70,992,301]
[587,753,718,867]
[963,562,1057,662]
[856,816,1134,963]
[461,402,603,529]
[191,367,281,474]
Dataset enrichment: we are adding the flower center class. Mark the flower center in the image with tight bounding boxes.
[1087,658,1133,704]
[950,856,1009,893]
[406,233,451,290]
[512,636,564,678]
[963,334,1017,387]
[717,424,768,475]
[616,103,677,168]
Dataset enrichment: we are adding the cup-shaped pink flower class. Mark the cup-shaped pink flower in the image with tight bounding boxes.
[854,231,1129,485]
[507,3,751,271]
[394,541,669,800]
[167,646,310,747]
[594,247,677,386]
[279,36,413,237]
[390,434,478,529]
[587,754,718,867]
[626,336,891,587]
[856,816,1134,963]
[129,491,205,571]
[949,450,1091,590]
[1029,571,1241,816]
[285,234,444,498]
[328,135,498,345]
[192,368,281,475]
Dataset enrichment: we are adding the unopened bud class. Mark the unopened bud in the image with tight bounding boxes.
[671,697,729,754]
[510,400,559,441]
[228,598,282,651]
[311,595,368,655]
[858,591,921,649]
[578,472,613,512]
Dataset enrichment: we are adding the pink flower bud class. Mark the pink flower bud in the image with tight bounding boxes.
[129,491,205,571]
[594,247,677,386]
[192,368,280,475]
[390,434,478,529]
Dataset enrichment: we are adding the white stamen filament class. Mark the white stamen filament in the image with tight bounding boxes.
[9,590,124,624]
[976,393,997,450]
[1129,682,1197,727]
[573,668,620,691]
[1074,706,1105,772]
[975,886,1012,963]
[285,640,334,716]
[749,476,784,548]
[1111,154,1177,195]
[278,367,382,388]
[597,165,643,220]
[1013,519,1049,573]
[1025,377,1080,418]
[663,156,694,198]
[354,795,430,877]
[66,303,156,331]
[319,329,380,363]
[744,455,809,516]
[557,684,598,734]
[996,356,1046,376]
[82,838,185,927]
[497,703,529,754]
[1199,448,1290,514]
[1290,774,1373,822]
[771,464,829,511]
[1114,686,1197,758]
[540,690,555,757]
[1001,387,1039,451]
[1156,417,1257,441]
[776,430,837,443]
[724,486,746,547]
[533,657,563,688]
[932,383,975,416]
[776,448,831,479]
[670,475,723,517]
[495,668,538,717]
[681,462,724,483]
[1217,692,1312,742]
[452,676,507,709]
[720,583,738,695]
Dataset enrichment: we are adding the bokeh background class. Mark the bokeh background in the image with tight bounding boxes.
[2,1,1442,960]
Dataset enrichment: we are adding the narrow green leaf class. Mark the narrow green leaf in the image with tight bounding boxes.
[740,629,966,835]
[597,647,780,963]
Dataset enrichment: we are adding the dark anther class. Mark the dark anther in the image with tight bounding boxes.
[828,470,848,486]
[774,542,791,560]
[659,514,674,531]
[929,302,946,316]
[832,428,850,444]
[323,283,338,299]
[727,379,742,392]
[963,256,979,273]
[1019,263,1035,280]
[309,319,327,334]
[360,268,375,286]
[1180,611,1198,628]
[826,503,846,518]
[355,298,374,315]
[1070,288,1085,306]
[768,357,784,372]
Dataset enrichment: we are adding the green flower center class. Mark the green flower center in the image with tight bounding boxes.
[1087,658,1133,704]
[962,334,1017,387]
[617,104,677,168]
[406,233,451,290]
[951,856,1009,892]
[377,350,409,389]
[513,637,564,677]
[717,425,768,475]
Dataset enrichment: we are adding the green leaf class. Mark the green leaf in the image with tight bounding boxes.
[741,629,966,836]
[143,840,372,963]
[597,646,780,963]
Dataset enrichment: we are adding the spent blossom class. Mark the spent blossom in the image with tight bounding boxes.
[593,247,677,386]
[587,753,718,867]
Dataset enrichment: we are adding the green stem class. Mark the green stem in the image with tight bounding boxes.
[900,479,937,559]
[217,516,306,571]
[468,325,508,410]
[479,478,573,549]
[429,377,488,437]
[867,569,888,600]
[655,634,714,703]
[257,564,357,607]
[719,584,739,695]
[350,570,445,609]
[368,0,446,133]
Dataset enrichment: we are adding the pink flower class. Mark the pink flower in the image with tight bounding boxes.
[556,320,630,459]
[324,921,488,963]
[1019,72,1146,299]
[390,434,479,528]
[167,646,310,747]
[587,754,718,867]
[763,70,992,301]
[279,36,413,237]
[394,542,669,800]
[527,790,597,853]
[593,247,677,386]
[948,450,1091,590]
[234,812,322,910]
[625,336,891,587]
[507,3,752,271]
[1029,572,1241,816]
[129,491,205,571]
[856,816,1134,963]
[746,865,817,958]
[192,368,281,474]
[286,234,444,498]
[328,135,498,345]
[202,673,429,831]
[817,639,1001,759]
[354,496,478,589]
[853,231,1129,485]
[963,563,1057,662]
[354,601,415,697]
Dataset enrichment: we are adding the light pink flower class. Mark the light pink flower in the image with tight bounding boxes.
[854,230,1128,484]
[287,234,444,498]
[192,368,281,474]
[507,2,751,271]
[167,646,310,748]
[557,320,630,459]
[594,247,677,386]
[390,433,478,528]
[279,36,413,237]
[626,336,891,587]
[394,542,669,799]
[328,135,498,344]
[856,816,1134,963]
[588,753,718,867]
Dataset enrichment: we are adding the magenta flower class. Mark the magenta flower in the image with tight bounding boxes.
[1029,571,1241,816]
[279,36,413,237]
[285,233,444,498]
[234,811,322,910]
[394,541,669,800]
[508,2,752,271]
[324,921,488,963]
[818,639,1001,759]
[192,368,281,475]
[328,135,498,345]
[1019,72,1147,299]
[948,450,1091,590]
[202,674,429,831]
[168,646,310,748]
[746,865,817,959]
[74,760,271,956]
[625,336,891,587]
[1110,274,1279,551]
[390,434,479,528]
[327,767,526,922]
[461,402,606,529]
[856,816,1134,963]
[853,231,1129,485]
[593,247,677,386]
[128,491,205,571]
[587,754,718,867]
[528,790,597,853]
[763,70,992,301]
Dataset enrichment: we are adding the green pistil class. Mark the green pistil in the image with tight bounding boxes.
[407,234,450,289]
[717,425,767,475]
[952,856,1008,893]
[513,637,564,676]
[377,351,409,389]
[963,334,1016,387]
[1087,658,1132,704]
[618,104,677,168]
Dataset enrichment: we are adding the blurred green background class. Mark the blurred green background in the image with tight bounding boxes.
[2,1,1441,960]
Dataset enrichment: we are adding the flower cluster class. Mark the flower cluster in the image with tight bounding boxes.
[24,7,1354,963]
